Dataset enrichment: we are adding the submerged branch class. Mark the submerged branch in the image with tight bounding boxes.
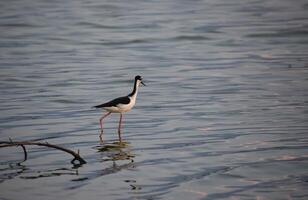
[0,140,87,165]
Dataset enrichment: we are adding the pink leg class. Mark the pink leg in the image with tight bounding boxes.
[118,113,123,143]
[99,112,111,143]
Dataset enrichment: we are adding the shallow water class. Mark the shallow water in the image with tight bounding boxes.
[1,0,308,199]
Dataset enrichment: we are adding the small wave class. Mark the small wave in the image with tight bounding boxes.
[0,23,39,28]
[194,25,223,33]
[75,21,124,29]
[173,35,210,41]
[51,99,81,104]
[246,30,308,38]
[76,21,161,30]
[88,39,151,46]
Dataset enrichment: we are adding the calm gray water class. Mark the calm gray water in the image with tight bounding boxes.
[1,0,308,199]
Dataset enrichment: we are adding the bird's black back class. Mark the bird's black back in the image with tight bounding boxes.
[94,96,130,108]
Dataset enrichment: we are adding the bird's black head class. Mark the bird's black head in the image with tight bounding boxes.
[135,75,146,86]
[135,75,142,80]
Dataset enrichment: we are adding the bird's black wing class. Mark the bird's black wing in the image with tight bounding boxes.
[93,96,130,108]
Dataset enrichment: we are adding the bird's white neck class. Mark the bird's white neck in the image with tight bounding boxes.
[129,79,141,99]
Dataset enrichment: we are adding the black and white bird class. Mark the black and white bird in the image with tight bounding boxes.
[93,75,145,143]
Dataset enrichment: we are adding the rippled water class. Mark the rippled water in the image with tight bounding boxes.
[1,0,308,199]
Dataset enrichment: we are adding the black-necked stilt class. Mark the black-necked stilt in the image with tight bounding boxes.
[94,75,145,143]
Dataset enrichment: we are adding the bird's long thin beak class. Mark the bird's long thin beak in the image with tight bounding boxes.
[141,81,146,86]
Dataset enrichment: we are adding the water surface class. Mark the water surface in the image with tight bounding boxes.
[1,0,308,199]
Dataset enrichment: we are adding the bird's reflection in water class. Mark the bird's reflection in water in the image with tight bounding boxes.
[67,141,137,190]
[95,141,139,191]
[94,140,136,176]
[96,141,135,162]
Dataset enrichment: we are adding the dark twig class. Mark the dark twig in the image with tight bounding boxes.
[0,141,87,165]
[19,144,27,162]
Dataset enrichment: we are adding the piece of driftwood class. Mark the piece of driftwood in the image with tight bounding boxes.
[0,140,87,165]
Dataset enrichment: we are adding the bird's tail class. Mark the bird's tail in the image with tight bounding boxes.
[92,104,104,109]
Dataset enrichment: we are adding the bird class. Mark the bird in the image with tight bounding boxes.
[93,75,145,143]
